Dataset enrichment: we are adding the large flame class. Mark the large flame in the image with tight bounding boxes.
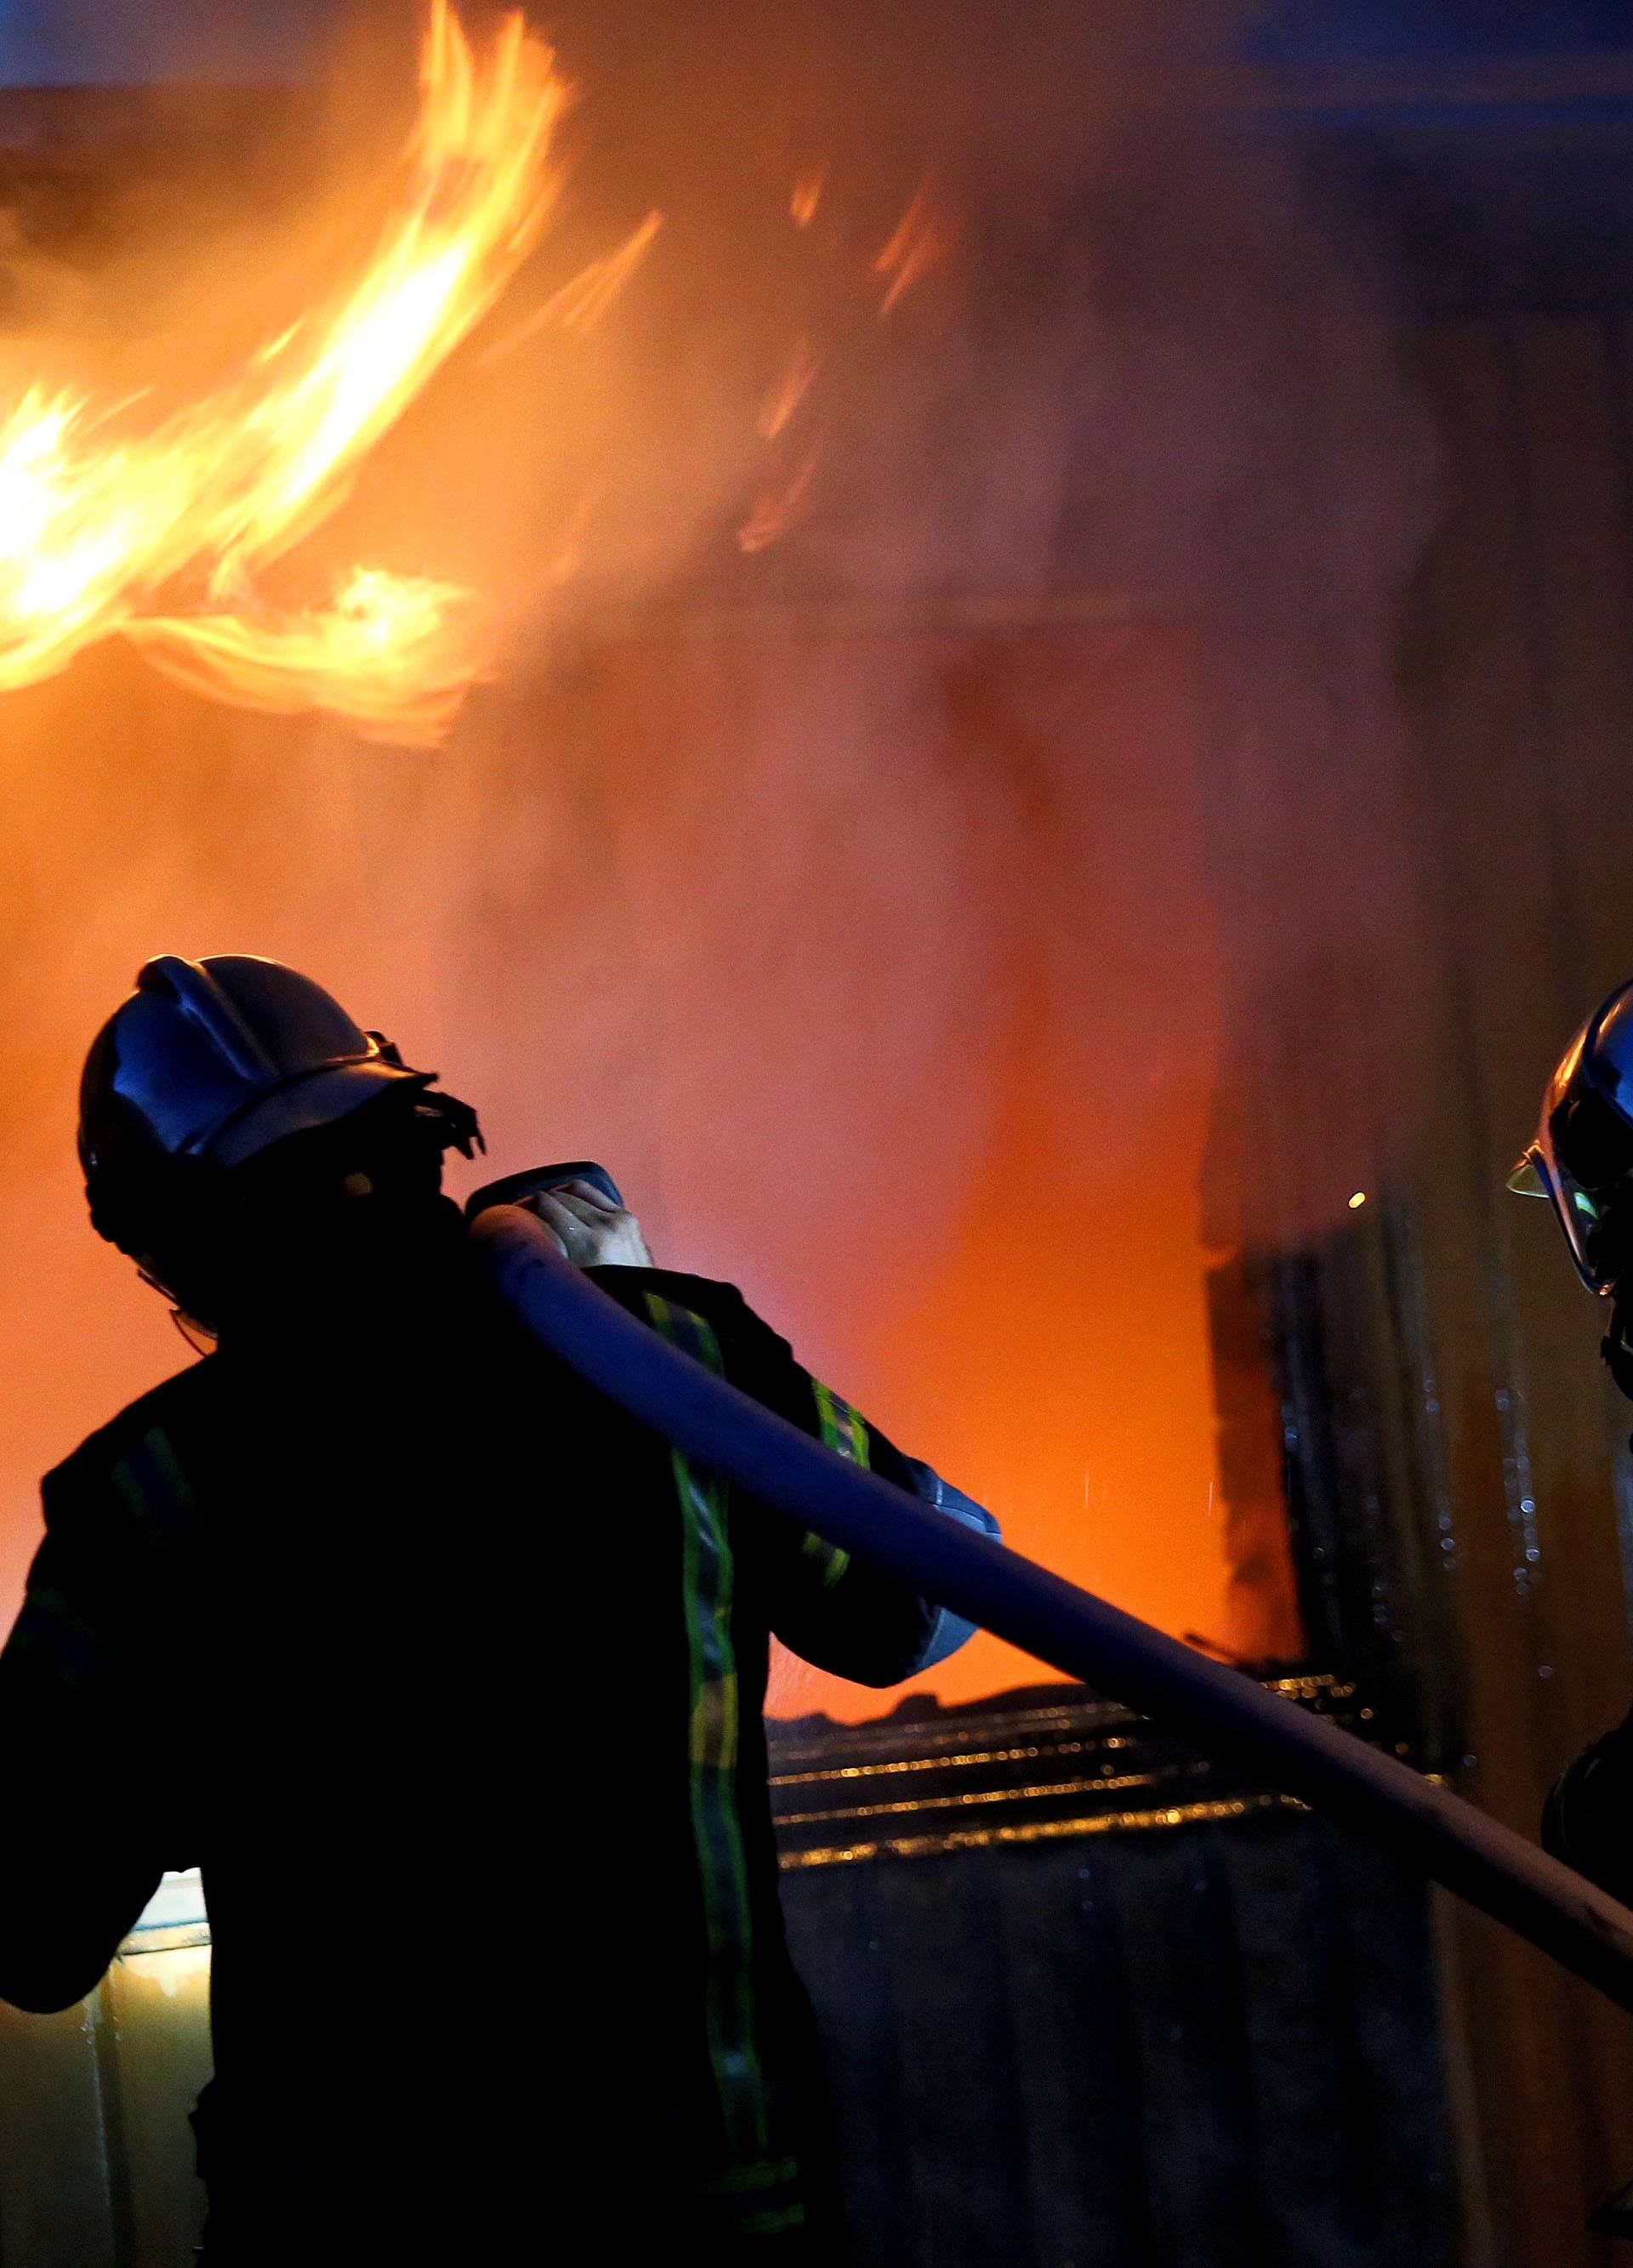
[0,3,588,746]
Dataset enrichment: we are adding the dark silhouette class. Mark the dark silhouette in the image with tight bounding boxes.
[0,956,990,2265]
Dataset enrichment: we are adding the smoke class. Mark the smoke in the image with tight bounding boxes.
[0,0,1435,1708]
[0,1,336,88]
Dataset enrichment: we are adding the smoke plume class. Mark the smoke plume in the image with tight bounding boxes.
[0,0,1435,1714]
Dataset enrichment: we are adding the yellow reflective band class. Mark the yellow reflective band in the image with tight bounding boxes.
[805,1379,869,1585]
[800,1528,851,1589]
[737,2201,809,2237]
[703,2156,802,2197]
[703,2156,808,2240]
[644,1293,771,2162]
[812,1378,868,1466]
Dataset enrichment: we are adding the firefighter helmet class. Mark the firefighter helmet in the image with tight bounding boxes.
[79,954,480,1264]
[1510,978,1633,1293]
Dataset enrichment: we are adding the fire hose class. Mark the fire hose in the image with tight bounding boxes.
[471,1202,1633,2014]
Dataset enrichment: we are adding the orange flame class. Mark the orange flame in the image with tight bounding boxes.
[490,209,664,355]
[128,570,490,749]
[757,336,822,441]
[738,444,823,554]
[0,2,571,743]
[873,176,953,316]
[790,170,826,230]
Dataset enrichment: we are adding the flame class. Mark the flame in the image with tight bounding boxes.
[738,444,822,554]
[490,209,664,355]
[790,170,826,230]
[873,176,953,316]
[757,336,822,441]
[0,2,572,742]
[128,569,488,749]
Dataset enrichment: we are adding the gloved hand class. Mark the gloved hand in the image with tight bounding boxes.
[520,1178,653,1268]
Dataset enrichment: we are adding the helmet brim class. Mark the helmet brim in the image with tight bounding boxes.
[207,1060,432,1171]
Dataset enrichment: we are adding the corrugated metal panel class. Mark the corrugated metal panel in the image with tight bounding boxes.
[781,1808,1454,2267]
[1198,302,1633,2264]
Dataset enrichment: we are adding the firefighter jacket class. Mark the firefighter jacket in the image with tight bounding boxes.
[0,1216,993,2265]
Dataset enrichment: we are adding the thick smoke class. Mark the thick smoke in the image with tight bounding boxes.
[0,0,1433,1712]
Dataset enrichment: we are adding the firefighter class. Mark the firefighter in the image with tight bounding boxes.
[1511,976,1633,1903]
[0,953,995,2266]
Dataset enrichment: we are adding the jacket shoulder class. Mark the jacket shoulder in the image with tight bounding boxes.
[43,1361,222,1518]
[583,1265,782,1354]
[584,1264,754,1318]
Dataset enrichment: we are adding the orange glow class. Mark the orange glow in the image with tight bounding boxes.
[575,624,1305,1724]
[0,2,566,742]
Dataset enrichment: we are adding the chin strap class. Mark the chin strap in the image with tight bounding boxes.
[417,1090,485,1162]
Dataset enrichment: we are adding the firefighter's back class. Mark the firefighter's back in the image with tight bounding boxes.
[147,1248,740,2259]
